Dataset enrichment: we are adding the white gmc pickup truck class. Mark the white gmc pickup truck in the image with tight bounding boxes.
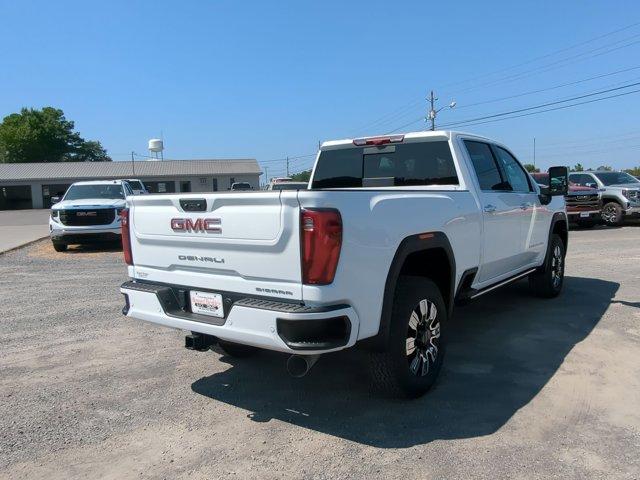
[120,131,569,397]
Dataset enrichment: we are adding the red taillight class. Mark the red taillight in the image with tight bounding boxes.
[121,208,133,265]
[300,209,342,285]
[353,134,404,146]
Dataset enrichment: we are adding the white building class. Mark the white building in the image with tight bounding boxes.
[0,159,261,209]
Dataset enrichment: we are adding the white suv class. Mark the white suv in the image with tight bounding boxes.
[49,180,132,251]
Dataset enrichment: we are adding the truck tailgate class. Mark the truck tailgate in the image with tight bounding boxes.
[128,192,303,300]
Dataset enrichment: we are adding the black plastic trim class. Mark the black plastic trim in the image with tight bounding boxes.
[364,231,456,351]
[121,280,349,323]
[179,198,207,212]
[276,316,351,351]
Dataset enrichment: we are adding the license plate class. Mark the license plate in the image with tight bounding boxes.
[579,212,590,218]
[190,290,224,318]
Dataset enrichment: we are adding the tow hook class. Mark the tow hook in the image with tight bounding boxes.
[185,333,217,351]
[286,354,321,377]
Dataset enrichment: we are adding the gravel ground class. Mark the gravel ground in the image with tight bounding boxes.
[0,227,639,480]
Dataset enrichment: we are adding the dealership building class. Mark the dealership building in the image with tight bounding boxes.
[0,159,262,210]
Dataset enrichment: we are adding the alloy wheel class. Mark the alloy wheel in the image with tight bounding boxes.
[550,244,563,289]
[406,299,440,377]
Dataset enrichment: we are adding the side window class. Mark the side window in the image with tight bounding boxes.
[491,146,532,192]
[570,174,590,186]
[463,140,506,191]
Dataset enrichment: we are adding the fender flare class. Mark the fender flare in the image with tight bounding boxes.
[363,231,456,351]
[547,211,569,255]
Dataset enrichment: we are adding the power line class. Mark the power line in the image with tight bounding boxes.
[437,21,640,92]
[352,21,640,135]
[439,81,640,128]
[441,87,640,129]
[456,65,640,110]
[444,32,640,96]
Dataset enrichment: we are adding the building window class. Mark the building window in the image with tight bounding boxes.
[212,178,218,192]
[199,177,207,185]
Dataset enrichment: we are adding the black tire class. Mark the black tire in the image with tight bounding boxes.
[529,234,565,298]
[217,340,258,358]
[576,220,595,229]
[601,201,623,226]
[52,242,68,252]
[369,276,446,398]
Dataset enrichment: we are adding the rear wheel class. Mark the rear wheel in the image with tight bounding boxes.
[529,234,565,298]
[601,201,623,226]
[216,340,258,358]
[52,241,67,252]
[369,277,446,398]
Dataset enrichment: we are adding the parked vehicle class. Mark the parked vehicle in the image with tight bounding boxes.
[531,173,601,228]
[569,171,640,226]
[124,179,149,195]
[268,181,308,191]
[49,180,132,252]
[120,131,568,397]
[230,182,253,191]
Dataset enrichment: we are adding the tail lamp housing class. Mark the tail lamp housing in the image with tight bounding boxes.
[300,208,342,285]
[120,208,133,265]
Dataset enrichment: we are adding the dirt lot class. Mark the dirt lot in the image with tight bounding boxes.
[1,227,639,480]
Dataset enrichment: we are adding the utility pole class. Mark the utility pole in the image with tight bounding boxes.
[428,91,436,131]
[131,151,136,176]
[264,166,268,188]
[427,90,456,131]
[286,156,290,177]
[533,137,536,168]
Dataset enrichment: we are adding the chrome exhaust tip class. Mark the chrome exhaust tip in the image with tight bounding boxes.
[286,354,320,378]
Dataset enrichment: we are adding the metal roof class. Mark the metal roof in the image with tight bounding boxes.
[0,159,261,182]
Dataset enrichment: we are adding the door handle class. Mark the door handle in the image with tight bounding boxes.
[483,204,497,213]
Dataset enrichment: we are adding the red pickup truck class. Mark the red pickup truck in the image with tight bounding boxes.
[531,173,601,228]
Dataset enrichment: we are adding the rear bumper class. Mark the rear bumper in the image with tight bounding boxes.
[120,280,359,355]
[567,210,600,220]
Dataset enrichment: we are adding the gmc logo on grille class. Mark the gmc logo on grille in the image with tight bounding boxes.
[76,211,97,216]
[171,218,222,233]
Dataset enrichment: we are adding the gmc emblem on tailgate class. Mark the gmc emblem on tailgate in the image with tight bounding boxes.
[171,218,222,233]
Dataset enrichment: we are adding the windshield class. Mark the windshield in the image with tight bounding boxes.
[64,184,125,200]
[593,172,640,186]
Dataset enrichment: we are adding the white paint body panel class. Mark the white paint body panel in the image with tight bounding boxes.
[123,131,566,352]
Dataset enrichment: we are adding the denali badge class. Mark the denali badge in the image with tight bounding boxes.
[178,255,224,264]
[171,217,221,233]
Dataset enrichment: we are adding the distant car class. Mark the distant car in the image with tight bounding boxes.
[124,179,148,195]
[230,182,253,191]
[531,173,601,228]
[49,180,133,252]
[268,181,308,191]
[569,171,640,226]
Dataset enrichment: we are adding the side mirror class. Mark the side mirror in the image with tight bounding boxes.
[548,166,569,196]
[51,196,61,204]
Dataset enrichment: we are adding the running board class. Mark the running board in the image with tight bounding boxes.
[467,268,537,300]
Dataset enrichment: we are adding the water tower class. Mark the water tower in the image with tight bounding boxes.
[148,138,164,160]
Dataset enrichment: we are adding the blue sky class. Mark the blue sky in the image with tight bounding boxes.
[1,0,640,176]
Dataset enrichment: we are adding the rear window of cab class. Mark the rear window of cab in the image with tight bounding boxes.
[311,141,458,189]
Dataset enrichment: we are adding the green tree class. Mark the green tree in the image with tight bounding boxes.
[0,107,111,163]
[290,170,312,182]
[624,166,640,177]
[523,163,539,173]
[572,163,584,172]
[596,165,612,171]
